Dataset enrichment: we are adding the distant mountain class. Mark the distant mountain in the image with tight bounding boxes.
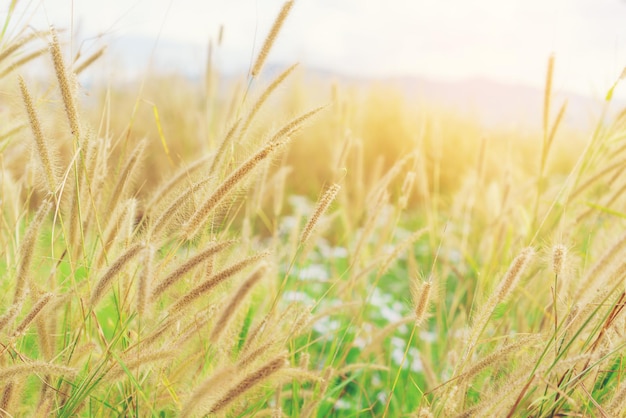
[98,36,622,131]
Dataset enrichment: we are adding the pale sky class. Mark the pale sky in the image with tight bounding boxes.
[4,0,626,100]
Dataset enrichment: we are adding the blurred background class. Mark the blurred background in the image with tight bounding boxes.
[3,0,626,202]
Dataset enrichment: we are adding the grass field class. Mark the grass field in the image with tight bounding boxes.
[2,2,626,417]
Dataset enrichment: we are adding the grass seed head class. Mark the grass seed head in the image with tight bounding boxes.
[251,1,295,77]
[300,183,340,244]
[552,244,567,277]
[49,26,80,137]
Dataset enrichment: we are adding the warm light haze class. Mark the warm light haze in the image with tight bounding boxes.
[8,0,626,100]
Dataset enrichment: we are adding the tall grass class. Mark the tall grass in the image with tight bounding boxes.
[1,3,626,417]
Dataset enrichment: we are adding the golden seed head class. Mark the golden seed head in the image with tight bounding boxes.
[300,183,340,244]
[251,1,295,78]
[412,274,432,325]
[552,244,567,277]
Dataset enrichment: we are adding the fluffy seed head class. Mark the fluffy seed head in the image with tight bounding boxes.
[251,1,294,77]
[49,27,80,137]
[300,184,340,244]
[552,244,567,277]
[494,247,535,303]
[209,355,288,414]
[412,274,432,325]
[90,243,144,308]
[18,76,57,194]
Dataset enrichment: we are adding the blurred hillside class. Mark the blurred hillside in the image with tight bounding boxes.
[85,35,623,132]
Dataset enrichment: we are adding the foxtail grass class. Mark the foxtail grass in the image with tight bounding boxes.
[250,1,294,78]
[300,183,340,244]
[18,77,58,194]
[13,198,52,303]
[49,27,80,137]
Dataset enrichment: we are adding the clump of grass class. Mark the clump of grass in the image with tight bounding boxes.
[5,3,626,417]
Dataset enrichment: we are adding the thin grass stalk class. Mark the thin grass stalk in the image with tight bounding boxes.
[106,139,145,215]
[573,231,626,302]
[73,45,106,75]
[459,335,542,383]
[96,198,136,267]
[106,349,175,380]
[378,228,428,275]
[0,46,47,78]
[0,123,26,144]
[145,154,212,215]
[0,30,44,63]
[208,119,241,175]
[351,190,388,269]
[239,63,298,139]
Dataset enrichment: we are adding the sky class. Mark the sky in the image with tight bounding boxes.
[4,0,626,100]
